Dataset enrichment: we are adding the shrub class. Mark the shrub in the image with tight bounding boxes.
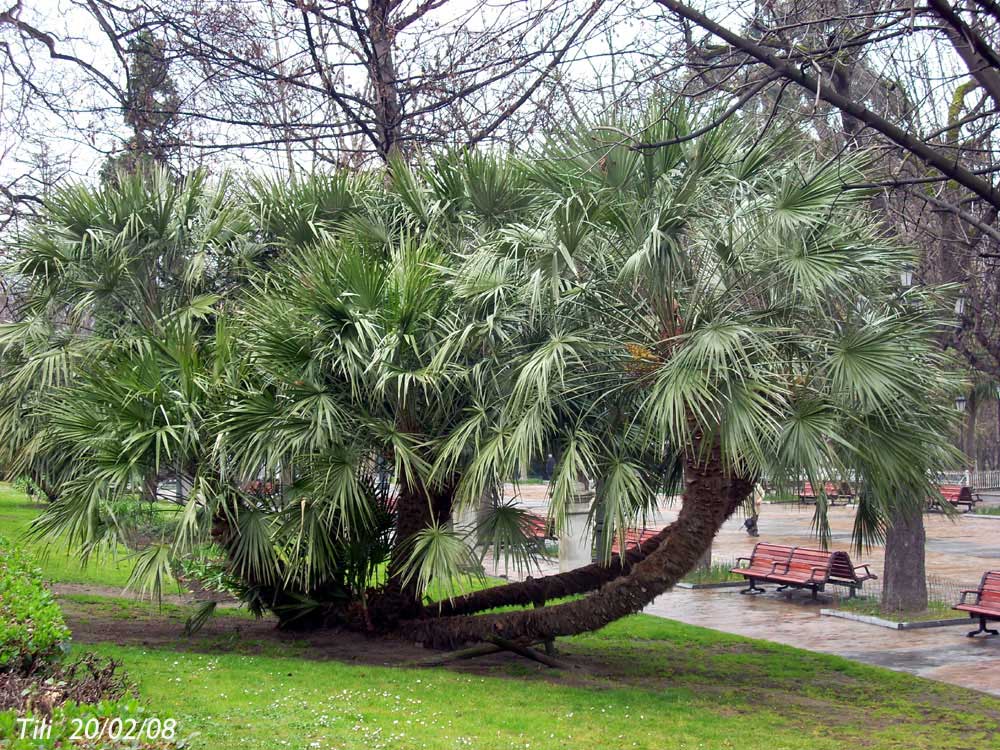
[0,536,71,673]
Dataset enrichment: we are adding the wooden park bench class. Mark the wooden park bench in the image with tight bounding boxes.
[798,481,854,506]
[827,553,877,597]
[932,484,981,513]
[731,543,876,599]
[954,570,1000,637]
[609,527,660,555]
[524,512,556,540]
[523,515,661,552]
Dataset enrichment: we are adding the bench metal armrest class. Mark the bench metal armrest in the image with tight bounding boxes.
[733,557,752,569]
[959,590,981,605]
[808,566,830,582]
[769,561,790,574]
[853,564,875,580]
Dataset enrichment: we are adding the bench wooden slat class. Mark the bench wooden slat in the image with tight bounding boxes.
[609,527,660,554]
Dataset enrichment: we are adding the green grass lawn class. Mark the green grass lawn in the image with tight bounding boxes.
[832,595,960,622]
[72,614,1000,750]
[3,482,1000,749]
[0,482,151,590]
[681,559,742,584]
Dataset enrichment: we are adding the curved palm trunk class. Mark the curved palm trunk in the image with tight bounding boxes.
[402,433,753,648]
[422,522,671,617]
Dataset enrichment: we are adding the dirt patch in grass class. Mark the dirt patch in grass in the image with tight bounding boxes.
[54,582,229,604]
[60,595,433,667]
[57,594,793,690]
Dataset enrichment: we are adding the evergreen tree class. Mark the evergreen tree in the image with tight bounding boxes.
[100,32,180,184]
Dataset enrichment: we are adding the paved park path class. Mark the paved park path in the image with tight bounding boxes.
[645,586,1000,697]
[501,484,1000,696]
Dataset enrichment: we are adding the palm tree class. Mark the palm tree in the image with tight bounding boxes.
[12,109,960,642]
[0,169,203,499]
[9,156,548,629]
[0,167,259,588]
[402,107,962,646]
[220,153,546,622]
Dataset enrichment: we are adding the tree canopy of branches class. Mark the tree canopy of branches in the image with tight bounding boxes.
[0,0,633,188]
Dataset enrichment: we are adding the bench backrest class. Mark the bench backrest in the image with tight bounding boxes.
[976,571,1000,608]
[749,542,794,567]
[801,482,849,497]
[940,484,962,501]
[828,551,860,581]
[785,547,835,579]
[524,513,550,538]
[610,527,659,553]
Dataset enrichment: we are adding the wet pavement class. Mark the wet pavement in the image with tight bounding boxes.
[499,484,1000,696]
[645,586,1000,697]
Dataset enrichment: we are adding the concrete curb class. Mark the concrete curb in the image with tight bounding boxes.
[820,608,969,630]
[676,580,747,590]
[964,513,1000,521]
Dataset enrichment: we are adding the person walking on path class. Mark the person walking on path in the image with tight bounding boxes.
[743,483,764,537]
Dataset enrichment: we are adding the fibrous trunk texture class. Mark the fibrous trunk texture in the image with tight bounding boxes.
[403,433,753,648]
[371,477,454,624]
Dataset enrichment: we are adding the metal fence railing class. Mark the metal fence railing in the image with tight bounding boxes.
[827,574,975,611]
[939,470,1000,489]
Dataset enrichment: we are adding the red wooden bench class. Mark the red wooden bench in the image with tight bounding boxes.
[827,553,877,597]
[524,512,555,540]
[798,481,854,506]
[731,543,876,599]
[609,528,660,554]
[522,515,661,550]
[954,570,1000,637]
[933,484,980,512]
[730,542,793,593]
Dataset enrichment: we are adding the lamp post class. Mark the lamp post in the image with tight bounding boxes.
[956,394,977,475]
[899,266,914,288]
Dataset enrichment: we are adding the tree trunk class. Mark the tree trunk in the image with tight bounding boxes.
[424,518,674,617]
[881,507,928,614]
[403,433,754,647]
[367,0,402,159]
[374,477,454,623]
[695,545,712,572]
[141,470,158,503]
